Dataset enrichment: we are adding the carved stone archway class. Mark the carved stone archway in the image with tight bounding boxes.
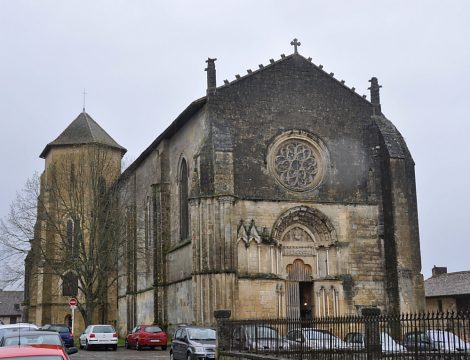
[273,207,338,318]
[272,206,337,245]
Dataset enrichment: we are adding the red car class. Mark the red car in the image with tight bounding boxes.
[125,324,168,350]
[0,344,73,359]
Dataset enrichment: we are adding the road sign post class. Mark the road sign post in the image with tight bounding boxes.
[69,298,78,338]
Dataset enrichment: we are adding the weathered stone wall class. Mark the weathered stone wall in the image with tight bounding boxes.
[113,52,424,329]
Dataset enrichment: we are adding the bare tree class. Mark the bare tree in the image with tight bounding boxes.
[0,174,39,289]
[2,145,130,326]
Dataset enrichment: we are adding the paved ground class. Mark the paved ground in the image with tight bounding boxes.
[72,347,169,359]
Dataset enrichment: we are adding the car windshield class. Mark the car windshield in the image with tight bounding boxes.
[187,328,216,340]
[144,326,162,333]
[93,326,114,333]
[48,326,69,333]
[303,330,332,340]
[3,334,62,346]
[246,326,279,339]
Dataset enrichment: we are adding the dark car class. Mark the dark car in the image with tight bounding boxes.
[41,323,74,347]
[403,331,437,352]
[170,326,216,360]
[0,330,78,355]
[231,324,290,352]
[125,324,168,350]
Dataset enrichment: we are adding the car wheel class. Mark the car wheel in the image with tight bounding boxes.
[136,341,141,351]
[162,345,167,351]
[125,340,130,349]
[79,341,83,350]
[85,340,90,351]
[187,352,192,360]
[170,351,174,360]
[112,345,117,351]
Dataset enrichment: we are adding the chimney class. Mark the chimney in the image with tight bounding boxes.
[205,58,217,94]
[432,266,447,277]
[368,77,382,115]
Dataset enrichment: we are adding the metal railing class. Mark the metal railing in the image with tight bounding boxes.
[215,311,470,359]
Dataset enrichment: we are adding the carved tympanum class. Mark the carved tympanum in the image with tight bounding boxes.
[282,226,313,242]
[274,140,318,191]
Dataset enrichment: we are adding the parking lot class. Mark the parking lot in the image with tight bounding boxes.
[73,347,169,360]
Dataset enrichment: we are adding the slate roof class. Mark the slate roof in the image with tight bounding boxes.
[0,291,23,316]
[425,271,470,297]
[40,111,126,158]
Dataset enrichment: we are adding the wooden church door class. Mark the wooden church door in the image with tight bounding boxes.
[286,259,313,319]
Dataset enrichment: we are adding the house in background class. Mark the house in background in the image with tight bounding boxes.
[0,290,23,324]
[425,266,470,312]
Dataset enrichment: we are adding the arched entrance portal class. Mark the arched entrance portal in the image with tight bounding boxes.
[272,206,339,318]
[286,259,313,319]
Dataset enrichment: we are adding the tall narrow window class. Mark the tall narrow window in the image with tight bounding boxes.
[179,159,189,240]
[73,220,81,257]
[145,197,151,249]
[66,219,74,249]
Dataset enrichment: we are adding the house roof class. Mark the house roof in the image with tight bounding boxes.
[425,271,470,297]
[40,111,127,158]
[0,291,23,316]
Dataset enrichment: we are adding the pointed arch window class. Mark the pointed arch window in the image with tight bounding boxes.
[66,218,80,257]
[179,159,189,240]
[66,219,74,249]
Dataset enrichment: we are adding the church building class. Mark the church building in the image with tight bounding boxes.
[25,41,425,334]
[116,42,424,332]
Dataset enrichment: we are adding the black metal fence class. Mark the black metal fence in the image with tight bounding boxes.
[215,311,470,359]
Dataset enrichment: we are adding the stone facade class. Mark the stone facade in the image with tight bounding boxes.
[25,47,425,335]
[116,49,425,334]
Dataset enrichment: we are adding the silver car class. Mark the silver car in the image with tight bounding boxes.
[232,324,290,351]
[170,326,216,360]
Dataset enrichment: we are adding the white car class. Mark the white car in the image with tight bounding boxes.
[427,330,470,352]
[79,324,118,351]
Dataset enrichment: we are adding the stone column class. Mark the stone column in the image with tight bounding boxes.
[214,310,231,353]
[362,308,381,360]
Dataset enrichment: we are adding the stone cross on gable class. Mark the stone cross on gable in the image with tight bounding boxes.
[290,38,301,54]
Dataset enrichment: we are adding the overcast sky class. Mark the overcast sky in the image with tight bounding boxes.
[1,0,469,281]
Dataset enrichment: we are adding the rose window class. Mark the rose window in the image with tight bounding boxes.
[268,131,328,192]
[274,141,318,190]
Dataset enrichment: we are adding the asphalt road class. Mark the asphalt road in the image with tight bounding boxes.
[72,347,170,359]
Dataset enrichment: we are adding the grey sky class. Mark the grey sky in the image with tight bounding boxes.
[1,0,469,280]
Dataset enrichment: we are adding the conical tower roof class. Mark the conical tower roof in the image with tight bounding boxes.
[40,111,126,158]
